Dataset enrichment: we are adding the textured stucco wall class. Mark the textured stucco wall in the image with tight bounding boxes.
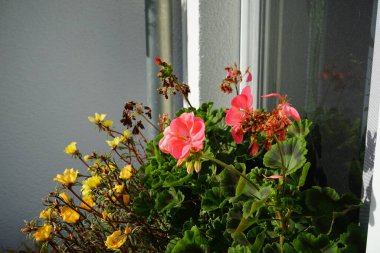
[198,0,241,108]
[0,0,146,249]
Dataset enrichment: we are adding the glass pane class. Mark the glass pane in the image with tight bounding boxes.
[261,0,377,196]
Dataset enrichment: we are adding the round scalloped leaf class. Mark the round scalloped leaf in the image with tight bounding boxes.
[263,137,307,175]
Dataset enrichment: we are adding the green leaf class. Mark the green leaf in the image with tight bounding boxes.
[155,187,184,212]
[251,231,266,252]
[298,162,311,188]
[201,187,228,212]
[338,223,366,253]
[292,233,331,252]
[228,245,252,253]
[163,173,193,187]
[242,186,272,219]
[227,202,257,238]
[288,119,312,138]
[132,191,154,217]
[263,137,307,175]
[263,243,282,253]
[168,226,209,253]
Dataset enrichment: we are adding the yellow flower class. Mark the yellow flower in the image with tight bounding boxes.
[104,230,128,250]
[120,165,134,180]
[122,194,130,206]
[53,168,79,186]
[39,208,57,220]
[64,142,78,155]
[88,113,106,123]
[120,130,131,142]
[60,206,80,224]
[106,137,121,149]
[81,175,101,198]
[102,120,113,128]
[83,155,91,161]
[124,130,131,139]
[33,224,53,241]
[83,175,102,189]
[59,192,72,203]
[79,197,94,211]
[113,184,124,196]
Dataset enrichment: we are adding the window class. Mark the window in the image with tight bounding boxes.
[241,0,378,227]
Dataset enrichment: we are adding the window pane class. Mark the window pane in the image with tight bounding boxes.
[261,0,377,195]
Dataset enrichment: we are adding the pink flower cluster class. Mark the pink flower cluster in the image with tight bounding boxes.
[225,86,301,156]
[159,112,205,159]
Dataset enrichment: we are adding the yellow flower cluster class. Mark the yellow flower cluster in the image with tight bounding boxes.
[81,175,102,199]
[33,224,53,241]
[88,113,113,128]
[53,168,79,186]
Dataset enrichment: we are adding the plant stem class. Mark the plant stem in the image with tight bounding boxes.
[141,113,160,132]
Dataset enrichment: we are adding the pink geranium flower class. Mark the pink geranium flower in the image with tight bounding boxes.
[159,112,205,159]
[225,86,253,143]
[262,93,301,121]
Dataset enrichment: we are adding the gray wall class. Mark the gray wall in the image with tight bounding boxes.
[0,0,146,249]
[198,0,241,108]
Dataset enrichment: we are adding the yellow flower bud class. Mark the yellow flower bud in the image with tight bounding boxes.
[124,226,132,235]
[83,155,91,161]
[122,194,130,206]
[79,198,94,211]
[59,206,80,224]
[59,192,72,204]
[53,168,79,186]
[39,208,57,220]
[186,161,194,174]
[120,165,133,180]
[102,211,108,220]
[194,160,202,173]
[64,142,78,155]
[33,224,52,241]
[104,230,127,250]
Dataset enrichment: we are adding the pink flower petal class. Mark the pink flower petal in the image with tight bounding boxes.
[262,93,283,100]
[231,125,244,144]
[225,107,245,126]
[245,71,252,82]
[231,86,253,109]
[263,174,284,179]
[283,104,301,121]
[250,141,259,156]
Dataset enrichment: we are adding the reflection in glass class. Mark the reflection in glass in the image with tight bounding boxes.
[260,0,377,196]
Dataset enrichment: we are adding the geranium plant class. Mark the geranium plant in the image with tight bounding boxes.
[23,59,364,252]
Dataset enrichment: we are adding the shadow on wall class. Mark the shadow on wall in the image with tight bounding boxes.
[363,131,377,230]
